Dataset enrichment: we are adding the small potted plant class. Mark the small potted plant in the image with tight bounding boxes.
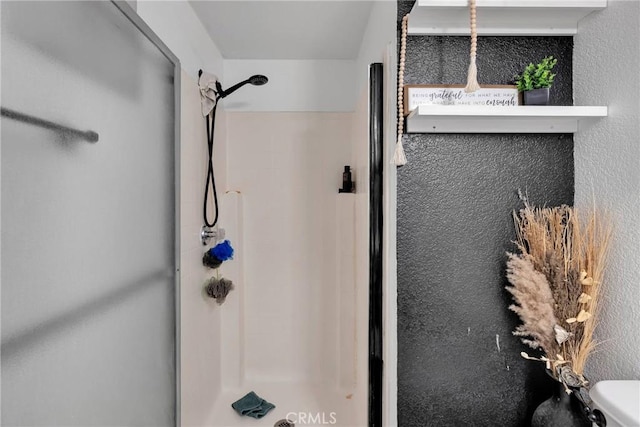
[514,56,558,105]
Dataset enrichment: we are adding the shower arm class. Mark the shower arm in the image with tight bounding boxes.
[198,70,268,101]
[216,79,249,99]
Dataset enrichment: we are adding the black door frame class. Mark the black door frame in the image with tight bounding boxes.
[368,62,384,427]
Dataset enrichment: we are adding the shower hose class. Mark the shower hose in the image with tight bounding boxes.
[204,104,219,228]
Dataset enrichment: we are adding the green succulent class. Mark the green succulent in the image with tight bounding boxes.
[514,56,558,92]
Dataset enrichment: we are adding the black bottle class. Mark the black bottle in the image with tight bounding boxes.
[342,165,352,192]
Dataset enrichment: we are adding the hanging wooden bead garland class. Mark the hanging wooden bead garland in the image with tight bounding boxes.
[464,0,481,93]
[393,14,409,166]
[395,1,479,166]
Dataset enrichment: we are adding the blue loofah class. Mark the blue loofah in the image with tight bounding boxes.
[209,240,234,261]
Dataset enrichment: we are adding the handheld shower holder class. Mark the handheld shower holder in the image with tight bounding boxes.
[201,225,225,246]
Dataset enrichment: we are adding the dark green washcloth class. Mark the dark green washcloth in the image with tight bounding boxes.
[231,391,275,419]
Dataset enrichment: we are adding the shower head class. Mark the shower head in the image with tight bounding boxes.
[216,75,269,99]
[249,75,268,86]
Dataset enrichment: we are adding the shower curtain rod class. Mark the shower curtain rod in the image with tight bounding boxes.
[1,107,99,143]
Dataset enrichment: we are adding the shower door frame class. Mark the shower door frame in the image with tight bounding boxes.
[110,2,182,424]
[369,62,384,427]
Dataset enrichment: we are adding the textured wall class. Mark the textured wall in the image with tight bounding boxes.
[574,0,640,382]
[396,1,575,425]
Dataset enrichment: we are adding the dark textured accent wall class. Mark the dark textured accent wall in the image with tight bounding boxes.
[396,2,575,426]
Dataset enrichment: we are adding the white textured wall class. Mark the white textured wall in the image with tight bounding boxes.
[574,0,640,382]
[222,59,356,112]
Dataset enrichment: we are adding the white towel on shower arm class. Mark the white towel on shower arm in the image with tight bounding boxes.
[198,71,219,117]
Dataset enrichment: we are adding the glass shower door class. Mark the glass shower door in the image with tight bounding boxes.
[1,2,178,425]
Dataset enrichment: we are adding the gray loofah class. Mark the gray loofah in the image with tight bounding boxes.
[205,277,234,304]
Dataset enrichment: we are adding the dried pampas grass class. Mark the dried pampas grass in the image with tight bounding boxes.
[506,253,559,356]
[507,197,611,377]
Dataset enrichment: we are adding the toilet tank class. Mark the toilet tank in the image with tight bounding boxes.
[589,381,640,427]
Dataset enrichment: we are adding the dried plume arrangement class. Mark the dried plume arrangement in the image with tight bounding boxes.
[506,193,612,393]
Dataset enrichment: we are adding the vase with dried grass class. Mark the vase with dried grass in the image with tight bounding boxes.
[505,196,611,427]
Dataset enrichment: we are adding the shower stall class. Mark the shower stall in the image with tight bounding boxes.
[2,2,397,426]
[203,111,369,426]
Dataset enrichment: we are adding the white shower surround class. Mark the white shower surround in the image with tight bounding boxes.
[139,1,398,425]
[208,112,368,426]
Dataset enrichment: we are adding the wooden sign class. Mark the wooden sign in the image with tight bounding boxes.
[403,84,520,115]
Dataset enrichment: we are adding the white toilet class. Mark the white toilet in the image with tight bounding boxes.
[590,381,640,426]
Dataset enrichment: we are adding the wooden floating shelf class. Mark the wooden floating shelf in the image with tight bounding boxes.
[406,105,608,134]
[408,0,607,36]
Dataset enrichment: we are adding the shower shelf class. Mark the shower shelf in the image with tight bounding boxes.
[405,105,608,134]
[408,0,606,36]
